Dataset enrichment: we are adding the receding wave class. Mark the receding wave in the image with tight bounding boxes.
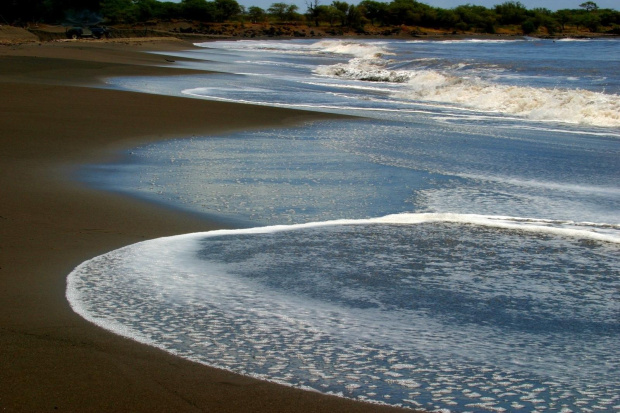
[67,212,619,412]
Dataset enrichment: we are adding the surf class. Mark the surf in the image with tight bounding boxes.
[67,213,619,412]
[84,37,620,412]
[310,40,620,128]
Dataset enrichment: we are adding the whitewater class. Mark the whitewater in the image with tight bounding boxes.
[71,38,619,412]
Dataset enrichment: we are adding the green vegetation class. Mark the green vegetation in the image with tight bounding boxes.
[1,0,618,36]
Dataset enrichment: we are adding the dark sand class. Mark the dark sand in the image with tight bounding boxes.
[0,39,408,412]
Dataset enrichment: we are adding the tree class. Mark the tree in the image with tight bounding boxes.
[154,2,183,19]
[347,4,363,29]
[133,0,158,22]
[454,4,497,33]
[36,0,102,23]
[331,1,349,26]
[521,19,537,34]
[495,1,527,25]
[268,2,298,21]
[214,0,241,21]
[455,21,469,32]
[436,8,459,29]
[1,0,614,32]
[100,0,134,24]
[579,1,598,11]
[577,12,601,31]
[181,0,216,21]
[386,0,417,25]
[599,8,620,26]
[531,8,557,34]
[248,6,266,22]
[359,0,387,26]
[554,9,572,31]
[385,0,435,26]
[305,0,321,26]
[319,5,340,26]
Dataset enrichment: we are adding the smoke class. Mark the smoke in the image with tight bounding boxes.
[63,9,103,27]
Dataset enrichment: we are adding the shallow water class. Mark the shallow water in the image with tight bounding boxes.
[68,215,620,412]
[71,38,620,412]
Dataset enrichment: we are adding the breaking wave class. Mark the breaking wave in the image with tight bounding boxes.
[396,71,620,128]
[313,40,620,128]
[315,57,411,82]
[310,39,391,58]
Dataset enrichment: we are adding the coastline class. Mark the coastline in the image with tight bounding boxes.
[0,39,407,412]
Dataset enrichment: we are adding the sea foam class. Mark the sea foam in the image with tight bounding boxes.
[313,43,620,128]
[67,213,619,412]
[89,38,619,412]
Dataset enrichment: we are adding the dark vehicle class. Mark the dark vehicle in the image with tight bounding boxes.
[66,26,109,39]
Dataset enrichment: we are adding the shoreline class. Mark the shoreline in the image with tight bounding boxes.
[5,20,619,46]
[0,39,408,412]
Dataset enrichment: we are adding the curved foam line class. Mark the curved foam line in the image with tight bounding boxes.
[67,212,620,308]
[184,213,619,244]
[65,211,619,412]
[66,212,620,347]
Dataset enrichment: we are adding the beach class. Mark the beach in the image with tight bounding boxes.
[0,39,406,412]
[2,35,618,412]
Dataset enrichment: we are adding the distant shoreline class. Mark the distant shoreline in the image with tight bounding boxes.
[2,20,618,46]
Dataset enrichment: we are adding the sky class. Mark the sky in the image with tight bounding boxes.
[162,0,619,13]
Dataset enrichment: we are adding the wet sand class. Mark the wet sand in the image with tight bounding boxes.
[0,39,407,412]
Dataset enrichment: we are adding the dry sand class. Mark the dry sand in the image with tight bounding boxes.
[0,39,408,412]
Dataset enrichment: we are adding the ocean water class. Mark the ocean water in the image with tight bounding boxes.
[70,38,619,412]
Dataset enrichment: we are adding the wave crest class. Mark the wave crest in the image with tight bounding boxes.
[315,57,411,83]
[313,41,620,128]
[397,73,620,128]
[311,39,390,58]
[179,213,620,244]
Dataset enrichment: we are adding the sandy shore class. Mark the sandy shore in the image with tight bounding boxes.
[0,39,407,412]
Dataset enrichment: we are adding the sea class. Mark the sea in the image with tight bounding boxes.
[68,37,619,412]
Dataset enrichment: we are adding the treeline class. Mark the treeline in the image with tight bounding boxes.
[2,0,619,35]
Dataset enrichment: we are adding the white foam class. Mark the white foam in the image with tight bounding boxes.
[395,74,620,128]
[194,39,392,60]
[194,40,313,54]
[150,39,620,130]
[108,213,616,245]
[76,35,620,408]
[67,212,620,348]
[407,39,524,45]
[316,57,411,83]
[224,213,620,244]
[311,49,620,128]
[310,39,391,59]
[556,38,594,42]
[67,211,620,374]
[181,87,441,116]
